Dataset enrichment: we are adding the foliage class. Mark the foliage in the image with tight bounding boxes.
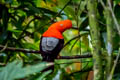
[0,60,52,80]
[0,0,120,80]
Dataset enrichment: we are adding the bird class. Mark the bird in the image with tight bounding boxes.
[40,20,72,71]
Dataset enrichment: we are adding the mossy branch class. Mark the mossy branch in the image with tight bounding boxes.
[87,0,103,80]
[0,45,92,59]
[105,0,114,79]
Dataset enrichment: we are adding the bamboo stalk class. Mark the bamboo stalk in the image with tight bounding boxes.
[87,0,103,80]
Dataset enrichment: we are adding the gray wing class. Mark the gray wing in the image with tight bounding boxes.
[41,37,59,52]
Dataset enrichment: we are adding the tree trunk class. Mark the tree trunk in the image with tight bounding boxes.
[87,0,103,80]
[105,0,113,80]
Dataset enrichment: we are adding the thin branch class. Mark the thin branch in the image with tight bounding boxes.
[99,0,106,9]
[17,18,35,41]
[0,45,41,53]
[57,54,92,59]
[71,27,79,30]
[55,61,92,64]
[54,0,72,18]
[107,0,120,35]
[63,35,80,48]
[0,42,8,52]
[100,0,120,35]
[34,0,72,33]
[109,48,120,80]
[19,0,72,40]
[70,38,79,52]
[0,45,92,59]
[63,31,89,49]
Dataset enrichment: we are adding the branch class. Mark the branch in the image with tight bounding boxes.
[54,0,72,18]
[100,0,120,36]
[109,48,120,80]
[0,45,40,53]
[107,0,120,35]
[57,54,92,59]
[0,45,92,59]
[63,35,80,47]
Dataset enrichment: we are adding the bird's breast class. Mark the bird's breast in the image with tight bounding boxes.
[41,37,59,52]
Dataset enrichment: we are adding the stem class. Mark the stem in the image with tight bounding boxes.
[87,0,103,80]
[105,0,113,79]
[57,54,92,59]
[0,45,92,59]
[0,45,41,53]
[109,48,120,80]
[107,0,120,36]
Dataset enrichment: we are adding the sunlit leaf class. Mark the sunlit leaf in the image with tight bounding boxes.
[0,60,52,80]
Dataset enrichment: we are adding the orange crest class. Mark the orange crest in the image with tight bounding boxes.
[43,20,72,39]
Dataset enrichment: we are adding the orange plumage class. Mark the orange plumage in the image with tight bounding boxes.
[42,20,72,39]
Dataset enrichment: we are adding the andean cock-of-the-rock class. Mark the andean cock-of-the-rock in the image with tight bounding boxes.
[40,20,72,71]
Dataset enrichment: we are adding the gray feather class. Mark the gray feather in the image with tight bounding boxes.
[41,37,59,52]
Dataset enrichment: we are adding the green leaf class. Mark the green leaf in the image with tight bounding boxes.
[38,7,58,16]
[18,3,42,16]
[57,0,70,8]
[8,29,22,33]
[64,6,75,19]
[115,0,120,4]
[22,42,39,50]
[37,70,52,80]
[34,32,40,42]
[0,60,53,80]
[36,0,42,7]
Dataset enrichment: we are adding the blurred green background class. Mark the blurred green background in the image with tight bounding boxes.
[0,0,120,80]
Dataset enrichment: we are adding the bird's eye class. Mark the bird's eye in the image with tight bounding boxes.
[60,24,63,27]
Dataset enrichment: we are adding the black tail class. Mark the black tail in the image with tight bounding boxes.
[42,55,55,72]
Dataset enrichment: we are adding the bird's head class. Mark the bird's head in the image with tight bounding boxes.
[49,20,72,33]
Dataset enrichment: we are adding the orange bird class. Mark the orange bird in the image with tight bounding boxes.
[40,20,72,70]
